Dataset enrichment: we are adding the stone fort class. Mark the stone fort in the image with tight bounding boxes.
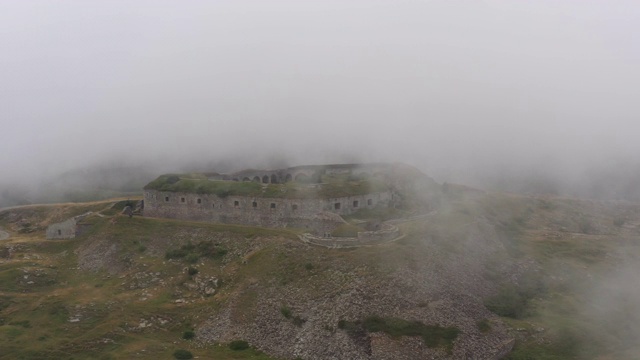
[143,163,400,240]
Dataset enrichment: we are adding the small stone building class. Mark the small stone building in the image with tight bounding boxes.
[46,212,92,240]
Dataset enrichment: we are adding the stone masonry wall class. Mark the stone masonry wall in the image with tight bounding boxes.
[143,189,392,232]
[46,218,77,239]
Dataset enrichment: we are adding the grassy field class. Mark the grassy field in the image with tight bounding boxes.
[0,199,292,360]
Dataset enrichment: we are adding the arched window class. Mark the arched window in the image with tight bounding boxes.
[270,174,278,184]
[285,174,293,182]
[262,175,269,183]
[253,176,261,183]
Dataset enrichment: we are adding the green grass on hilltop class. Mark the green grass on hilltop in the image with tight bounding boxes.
[144,173,390,199]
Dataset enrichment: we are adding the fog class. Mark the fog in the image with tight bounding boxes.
[2,1,640,204]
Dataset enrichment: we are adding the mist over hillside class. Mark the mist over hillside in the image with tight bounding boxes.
[1,3,640,358]
[1,1,639,207]
[3,155,640,208]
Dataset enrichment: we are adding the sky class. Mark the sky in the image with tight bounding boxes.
[1,0,639,187]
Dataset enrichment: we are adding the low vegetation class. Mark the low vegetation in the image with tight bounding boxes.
[339,316,460,352]
[144,173,389,199]
[229,340,250,351]
[165,241,228,264]
[173,349,193,359]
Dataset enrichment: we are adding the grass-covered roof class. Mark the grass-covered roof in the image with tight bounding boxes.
[144,173,389,199]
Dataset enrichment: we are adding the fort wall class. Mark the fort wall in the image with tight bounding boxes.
[143,189,393,233]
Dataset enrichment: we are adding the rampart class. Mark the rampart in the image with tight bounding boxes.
[143,189,393,234]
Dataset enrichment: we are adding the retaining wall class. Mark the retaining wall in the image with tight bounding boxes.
[300,223,401,248]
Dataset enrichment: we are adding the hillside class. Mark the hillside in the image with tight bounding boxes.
[1,179,640,359]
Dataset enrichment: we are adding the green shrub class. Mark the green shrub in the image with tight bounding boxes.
[292,315,306,327]
[484,286,528,318]
[229,340,249,351]
[281,306,292,319]
[338,316,458,351]
[485,272,546,319]
[165,249,188,260]
[182,330,195,340]
[165,241,228,263]
[185,254,199,264]
[172,349,193,359]
[362,316,459,350]
[477,319,491,333]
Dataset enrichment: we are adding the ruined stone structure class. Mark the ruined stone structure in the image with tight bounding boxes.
[46,212,92,240]
[143,164,399,237]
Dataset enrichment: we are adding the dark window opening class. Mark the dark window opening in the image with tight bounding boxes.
[165,196,169,202]
[253,176,261,182]
[262,175,269,183]
[367,199,372,206]
[57,229,62,236]
[270,203,276,209]
[353,200,359,208]
[285,174,293,182]
[234,201,239,207]
[270,174,278,184]
[334,202,341,210]
[212,203,216,208]
[197,198,201,204]
[292,204,298,210]
[181,197,185,203]
[252,201,258,208]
